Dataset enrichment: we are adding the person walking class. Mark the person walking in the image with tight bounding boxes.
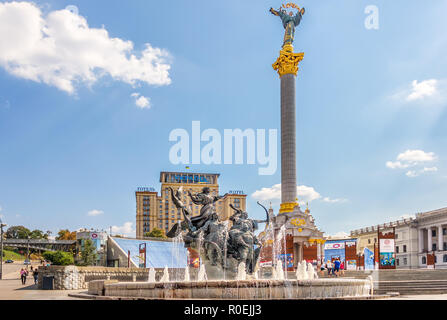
[340,260,345,276]
[32,267,39,285]
[20,268,28,285]
[333,258,341,277]
[326,260,333,276]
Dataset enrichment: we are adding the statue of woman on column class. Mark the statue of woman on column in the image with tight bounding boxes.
[270,6,305,48]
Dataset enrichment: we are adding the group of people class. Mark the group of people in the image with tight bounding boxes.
[319,258,345,277]
[19,266,39,285]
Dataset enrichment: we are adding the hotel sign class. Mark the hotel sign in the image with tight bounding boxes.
[172,174,209,184]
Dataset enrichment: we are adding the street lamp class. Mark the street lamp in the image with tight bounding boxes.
[0,219,7,280]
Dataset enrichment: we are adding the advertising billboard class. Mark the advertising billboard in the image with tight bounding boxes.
[379,239,395,252]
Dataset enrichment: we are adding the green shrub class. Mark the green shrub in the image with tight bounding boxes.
[42,251,74,266]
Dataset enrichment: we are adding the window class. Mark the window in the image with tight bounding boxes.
[444,242,447,251]
[368,239,371,244]
[403,258,407,265]
[396,246,399,253]
[422,256,426,264]
[432,243,437,251]
[403,245,407,253]
[432,229,436,237]
[396,259,399,266]
[444,255,447,263]
[395,234,398,239]
[443,228,447,236]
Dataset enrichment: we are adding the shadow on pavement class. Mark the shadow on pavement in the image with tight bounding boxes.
[15,283,38,290]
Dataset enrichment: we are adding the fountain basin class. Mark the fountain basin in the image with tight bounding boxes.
[98,278,373,300]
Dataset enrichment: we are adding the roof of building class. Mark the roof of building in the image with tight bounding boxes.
[112,237,188,268]
[417,207,447,218]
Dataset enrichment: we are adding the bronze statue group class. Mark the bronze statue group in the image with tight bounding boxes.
[167,187,268,278]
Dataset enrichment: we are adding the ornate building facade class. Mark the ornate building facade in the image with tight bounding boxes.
[351,206,447,269]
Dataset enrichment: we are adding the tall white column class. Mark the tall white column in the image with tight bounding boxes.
[317,242,321,262]
[418,228,424,253]
[427,227,433,252]
[438,225,444,252]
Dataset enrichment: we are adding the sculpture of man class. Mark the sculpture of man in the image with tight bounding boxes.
[227,204,269,273]
[270,6,305,48]
[191,212,227,266]
[167,186,227,238]
[188,187,227,229]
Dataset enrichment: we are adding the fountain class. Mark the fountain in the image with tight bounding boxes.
[184,266,190,282]
[237,262,247,281]
[275,260,285,280]
[307,262,317,280]
[90,186,374,299]
[147,267,156,283]
[197,263,207,282]
[160,266,169,282]
[87,183,374,300]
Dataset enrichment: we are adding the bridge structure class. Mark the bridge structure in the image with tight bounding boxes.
[3,239,76,253]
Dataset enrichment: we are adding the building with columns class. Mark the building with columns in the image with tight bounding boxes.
[416,207,447,268]
[351,206,447,269]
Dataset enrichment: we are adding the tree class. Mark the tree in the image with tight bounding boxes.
[43,251,74,266]
[29,229,48,239]
[5,226,31,239]
[78,239,97,266]
[56,229,76,240]
[144,228,166,239]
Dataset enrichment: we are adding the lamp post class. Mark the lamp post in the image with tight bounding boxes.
[0,219,7,280]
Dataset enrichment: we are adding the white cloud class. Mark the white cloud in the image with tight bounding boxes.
[87,209,104,216]
[405,166,438,178]
[251,184,282,201]
[327,231,350,239]
[111,222,135,237]
[0,2,171,94]
[251,184,346,205]
[131,92,151,109]
[397,150,437,163]
[0,205,2,212]
[407,79,438,101]
[386,150,438,177]
[323,197,348,204]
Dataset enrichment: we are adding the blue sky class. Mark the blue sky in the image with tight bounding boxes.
[0,0,446,237]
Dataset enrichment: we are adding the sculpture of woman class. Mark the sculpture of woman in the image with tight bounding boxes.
[270,6,305,48]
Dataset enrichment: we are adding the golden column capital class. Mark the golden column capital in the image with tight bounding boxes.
[279,201,299,214]
[272,44,304,77]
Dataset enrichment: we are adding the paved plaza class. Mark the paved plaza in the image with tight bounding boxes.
[0,262,83,300]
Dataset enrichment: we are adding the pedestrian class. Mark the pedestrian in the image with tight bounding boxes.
[333,258,341,277]
[340,260,345,276]
[318,261,324,277]
[20,268,27,285]
[326,260,333,276]
[32,267,39,285]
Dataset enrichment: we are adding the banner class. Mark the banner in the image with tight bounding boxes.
[324,242,345,250]
[379,252,395,267]
[364,247,375,270]
[139,243,146,268]
[346,260,357,270]
[379,239,395,253]
[278,254,293,268]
